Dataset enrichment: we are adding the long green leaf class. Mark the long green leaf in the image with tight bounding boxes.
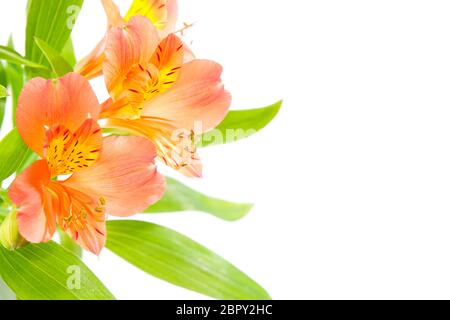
[0,277,15,300]
[200,100,282,147]
[145,177,253,221]
[58,230,82,258]
[0,241,115,300]
[6,37,25,125]
[106,220,270,300]
[0,84,6,98]
[0,129,31,184]
[35,37,73,77]
[0,45,46,70]
[0,85,8,99]
[61,38,77,68]
[26,0,84,77]
[0,64,6,129]
[16,150,38,175]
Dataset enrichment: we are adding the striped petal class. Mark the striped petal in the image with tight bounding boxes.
[142,59,231,133]
[62,136,166,217]
[8,160,56,243]
[17,73,101,156]
[104,16,160,100]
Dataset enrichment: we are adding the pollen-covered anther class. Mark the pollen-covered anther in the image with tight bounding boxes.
[175,22,194,37]
[95,206,105,213]
[62,206,88,230]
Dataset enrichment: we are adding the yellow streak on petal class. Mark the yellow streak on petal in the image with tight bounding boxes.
[125,0,168,29]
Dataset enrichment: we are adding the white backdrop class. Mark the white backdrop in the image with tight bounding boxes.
[2,0,450,299]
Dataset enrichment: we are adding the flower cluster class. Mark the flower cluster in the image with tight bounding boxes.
[7,0,230,254]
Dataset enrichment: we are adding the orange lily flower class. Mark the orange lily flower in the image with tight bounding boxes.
[76,0,181,80]
[9,73,165,254]
[100,17,231,177]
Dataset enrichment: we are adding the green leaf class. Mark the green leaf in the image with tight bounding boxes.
[106,220,270,300]
[6,37,25,125]
[58,229,82,258]
[26,0,84,77]
[0,64,6,129]
[35,37,73,77]
[0,85,6,98]
[16,150,38,175]
[200,100,282,147]
[0,129,31,184]
[0,45,47,70]
[61,38,77,68]
[145,177,253,221]
[0,241,115,300]
[0,277,15,300]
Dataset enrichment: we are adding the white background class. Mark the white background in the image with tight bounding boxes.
[2,0,450,299]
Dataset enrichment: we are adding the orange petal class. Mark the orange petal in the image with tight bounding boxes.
[62,136,166,217]
[48,182,106,255]
[141,59,231,134]
[75,0,124,80]
[104,16,160,100]
[44,119,103,176]
[183,41,196,63]
[8,160,56,243]
[102,0,125,27]
[17,73,101,156]
[150,34,184,91]
[163,0,178,36]
[75,37,107,80]
[104,118,203,177]
[103,34,184,120]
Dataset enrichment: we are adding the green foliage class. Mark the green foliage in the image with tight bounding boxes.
[6,37,25,125]
[61,38,77,67]
[0,64,6,128]
[0,85,6,99]
[0,129,31,185]
[200,101,282,147]
[26,0,84,77]
[58,230,82,258]
[0,241,115,300]
[146,177,253,221]
[0,45,46,70]
[106,220,270,300]
[35,37,73,77]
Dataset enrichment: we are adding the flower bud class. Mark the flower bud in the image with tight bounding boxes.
[0,211,27,251]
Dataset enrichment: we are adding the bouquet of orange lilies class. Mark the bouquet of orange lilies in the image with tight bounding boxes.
[0,0,281,300]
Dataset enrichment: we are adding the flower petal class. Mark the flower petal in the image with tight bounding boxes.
[75,36,107,80]
[141,59,231,134]
[17,73,101,156]
[44,119,103,176]
[104,117,203,177]
[104,16,160,100]
[75,0,124,80]
[150,34,184,90]
[8,160,56,243]
[125,0,168,29]
[163,0,178,35]
[63,136,166,217]
[102,0,125,27]
[48,183,106,255]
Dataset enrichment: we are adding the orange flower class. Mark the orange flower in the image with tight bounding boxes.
[75,0,181,80]
[9,73,165,254]
[100,17,231,177]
